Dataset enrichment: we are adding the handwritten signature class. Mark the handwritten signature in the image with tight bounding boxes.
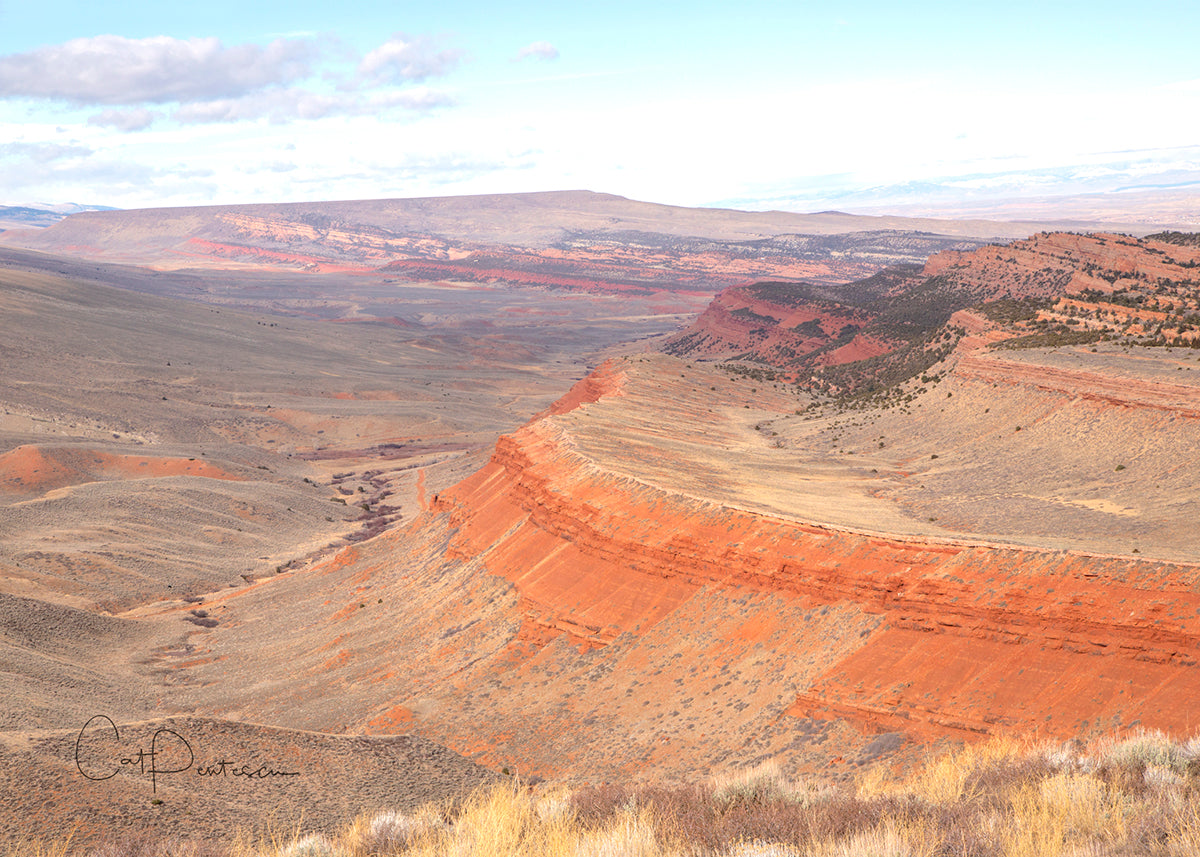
[75,715,301,793]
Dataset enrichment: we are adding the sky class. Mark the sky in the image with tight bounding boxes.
[1,0,1199,213]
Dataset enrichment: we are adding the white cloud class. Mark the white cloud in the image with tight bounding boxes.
[354,34,461,87]
[171,85,453,125]
[87,108,162,131]
[173,90,339,124]
[0,35,319,105]
[0,141,93,162]
[0,156,157,191]
[368,87,456,111]
[0,32,461,135]
[516,41,559,61]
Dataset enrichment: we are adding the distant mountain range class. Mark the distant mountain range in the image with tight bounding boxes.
[0,202,118,230]
[709,142,1200,219]
[0,191,1144,294]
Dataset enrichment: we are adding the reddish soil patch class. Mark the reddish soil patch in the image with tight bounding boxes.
[820,333,893,365]
[0,445,243,494]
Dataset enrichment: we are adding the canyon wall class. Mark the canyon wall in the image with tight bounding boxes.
[166,347,1200,783]
[160,230,1200,782]
[432,361,1200,744]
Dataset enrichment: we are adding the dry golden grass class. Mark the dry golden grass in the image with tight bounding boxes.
[10,730,1200,856]
[0,837,77,857]
[857,735,1030,805]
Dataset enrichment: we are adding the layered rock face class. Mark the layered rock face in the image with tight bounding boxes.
[159,230,1200,784]
[665,232,1200,382]
[662,281,895,368]
[171,344,1200,782]
[922,231,1200,300]
[427,355,1200,753]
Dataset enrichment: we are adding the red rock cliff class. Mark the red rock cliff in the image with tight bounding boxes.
[174,350,1200,782]
[429,358,1200,756]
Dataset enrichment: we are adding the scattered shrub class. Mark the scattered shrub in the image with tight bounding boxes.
[17,733,1200,857]
[359,808,446,852]
[276,834,340,857]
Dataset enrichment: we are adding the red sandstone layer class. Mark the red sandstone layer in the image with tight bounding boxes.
[163,349,1200,781]
[662,284,888,367]
[428,359,1200,747]
[923,232,1200,299]
[954,352,1200,416]
[666,232,1200,376]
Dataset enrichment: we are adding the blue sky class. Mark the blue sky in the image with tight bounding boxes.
[1,0,1198,212]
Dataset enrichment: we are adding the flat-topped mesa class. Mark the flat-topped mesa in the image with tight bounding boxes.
[425,353,1200,754]
[922,231,1200,300]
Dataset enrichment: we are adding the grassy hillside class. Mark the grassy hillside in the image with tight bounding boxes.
[14,731,1200,856]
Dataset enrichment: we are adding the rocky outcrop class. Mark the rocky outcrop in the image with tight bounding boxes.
[665,231,1200,395]
[662,283,887,369]
[411,354,1200,764]
[923,232,1200,300]
[954,351,1200,416]
[166,341,1200,782]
